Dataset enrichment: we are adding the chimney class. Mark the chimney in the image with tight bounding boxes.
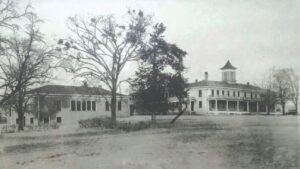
[83,81,88,87]
[246,82,250,86]
[195,79,198,83]
[205,72,208,81]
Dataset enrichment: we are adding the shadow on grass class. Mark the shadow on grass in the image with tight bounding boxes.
[4,139,81,154]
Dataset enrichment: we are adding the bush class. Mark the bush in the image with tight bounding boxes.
[50,122,60,129]
[79,117,112,128]
[0,124,17,133]
[78,117,151,132]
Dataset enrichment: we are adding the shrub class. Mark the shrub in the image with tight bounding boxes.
[79,117,112,128]
[50,122,60,129]
[0,124,17,133]
[78,117,151,132]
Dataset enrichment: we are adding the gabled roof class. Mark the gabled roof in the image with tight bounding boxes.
[29,85,124,96]
[220,60,237,70]
[188,80,262,91]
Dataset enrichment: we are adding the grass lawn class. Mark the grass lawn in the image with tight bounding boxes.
[0,115,300,169]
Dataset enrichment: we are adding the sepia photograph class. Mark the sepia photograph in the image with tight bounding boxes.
[0,0,299,168]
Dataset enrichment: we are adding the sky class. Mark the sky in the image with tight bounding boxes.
[19,0,300,91]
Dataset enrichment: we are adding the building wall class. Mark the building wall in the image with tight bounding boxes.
[188,87,210,114]
[2,109,37,127]
[57,95,130,126]
[187,86,265,114]
[2,94,130,127]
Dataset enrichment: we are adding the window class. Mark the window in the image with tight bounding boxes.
[71,100,76,111]
[211,90,214,96]
[57,100,61,111]
[30,118,34,124]
[244,92,247,97]
[227,91,230,96]
[77,101,81,111]
[57,117,62,123]
[199,101,202,108]
[222,90,225,95]
[233,91,236,97]
[118,101,122,111]
[71,100,95,111]
[105,101,109,111]
[199,90,202,97]
[87,101,91,111]
[217,90,219,96]
[238,91,240,97]
[251,92,253,99]
[82,101,86,111]
[92,101,96,111]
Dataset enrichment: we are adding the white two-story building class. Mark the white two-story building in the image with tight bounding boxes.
[186,61,275,114]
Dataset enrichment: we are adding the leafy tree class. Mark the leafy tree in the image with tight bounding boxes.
[132,23,186,123]
[58,10,151,125]
[169,73,188,123]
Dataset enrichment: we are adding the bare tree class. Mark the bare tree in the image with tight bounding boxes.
[260,68,277,114]
[58,10,151,125]
[273,69,292,115]
[0,0,30,41]
[0,0,31,106]
[287,69,299,115]
[0,14,55,130]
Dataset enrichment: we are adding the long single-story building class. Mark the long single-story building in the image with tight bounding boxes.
[2,85,131,127]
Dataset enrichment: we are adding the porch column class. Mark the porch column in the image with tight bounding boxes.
[237,101,239,112]
[215,99,218,111]
[247,101,249,112]
[207,100,209,113]
[257,102,259,113]
[226,100,228,112]
[266,105,268,113]
[37,95,40,126]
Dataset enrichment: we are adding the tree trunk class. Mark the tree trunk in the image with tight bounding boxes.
[282,102,285,115]
[151,112,156,124]
[17,91,24,131]
[171,99,185,124]
[295,103,298,115]
[266,105,270,115]
[110,82,117,126]
[171,110,184,124]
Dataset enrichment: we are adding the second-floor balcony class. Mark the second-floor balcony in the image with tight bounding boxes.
[208,95,261,101]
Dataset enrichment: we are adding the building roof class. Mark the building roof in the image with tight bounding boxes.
[29,85,124,96]
[188,80,262,91]
[220,60,237,70]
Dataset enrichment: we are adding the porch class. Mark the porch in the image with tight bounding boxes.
[208,100,267,113]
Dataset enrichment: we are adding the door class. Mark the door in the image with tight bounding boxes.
[130,104,135,116]
[191,101,194,112]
